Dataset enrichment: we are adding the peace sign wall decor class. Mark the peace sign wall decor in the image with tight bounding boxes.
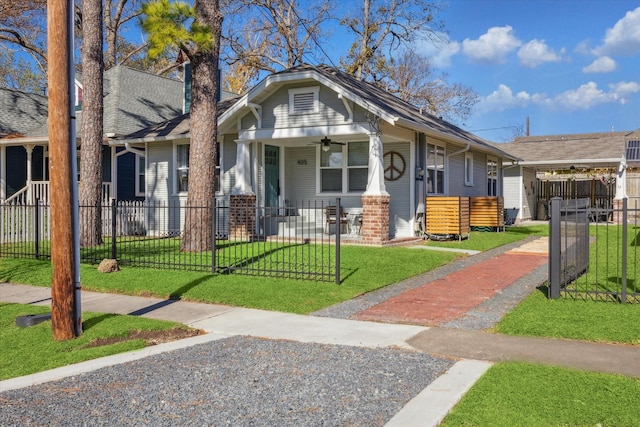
[383,151,406,181]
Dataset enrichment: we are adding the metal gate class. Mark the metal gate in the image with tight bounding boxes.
[549,197,640,303]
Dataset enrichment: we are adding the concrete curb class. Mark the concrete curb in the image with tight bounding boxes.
[384,359,493,427]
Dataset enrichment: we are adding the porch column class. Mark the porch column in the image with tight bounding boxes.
[1,145,5,201]
[230,140,256,239]
[25,144,35,203]
[361,132,390,243]
[612,154,628,224]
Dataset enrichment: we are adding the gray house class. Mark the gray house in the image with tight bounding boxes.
[496,130,640,221]
[0,65,184,204]
[121,64,516,243]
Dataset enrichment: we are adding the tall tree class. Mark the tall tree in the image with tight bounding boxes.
[340,0,441,81]
[0,0,48,77]
[78,0,104,247]
[142,0,223,251]
[223,0,331,93]
[384,50,478,124]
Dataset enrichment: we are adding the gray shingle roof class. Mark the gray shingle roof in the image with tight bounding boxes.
[0,88,48,138]
[495,131,640,169]
[2,65,184,140]
[121,64,515,160]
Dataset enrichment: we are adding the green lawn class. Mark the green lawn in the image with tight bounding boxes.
[0,302,196,380]
[0,245,461,314]
[441,361,640,427]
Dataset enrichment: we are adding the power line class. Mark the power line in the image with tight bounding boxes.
[281,0,337,67]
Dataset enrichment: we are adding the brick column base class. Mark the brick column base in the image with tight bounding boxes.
[229,194,256,240]
[612,198,625,225]
[361,194,390,244]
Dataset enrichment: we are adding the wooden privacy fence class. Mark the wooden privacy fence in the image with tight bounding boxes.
[469,196,505,231]
[425,196,470,240]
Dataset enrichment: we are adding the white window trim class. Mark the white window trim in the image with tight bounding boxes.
[316,142,368,195]
[172,141,223,196]
[173,142,189,196]
[464,152,474,186]
[289,86,320,115]
[135,153,145,197]
[426,143,446,195]
[487,155,498,196]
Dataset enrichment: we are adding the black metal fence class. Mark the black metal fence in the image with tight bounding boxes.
[0,198,343,283]
[548,197,640,303]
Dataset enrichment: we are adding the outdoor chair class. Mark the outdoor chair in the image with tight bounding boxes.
[325,205,348,234]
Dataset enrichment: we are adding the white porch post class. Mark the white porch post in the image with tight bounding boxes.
[232,139,254,195]
[363,132,388,196]
[25,144,35,203]
[0,145,5,201]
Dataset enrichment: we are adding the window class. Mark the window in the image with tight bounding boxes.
[174,143,221,195]
[176,144,189,193]
[135,154,145,196]
[487,157,498,196]
[464,152,474,186]
[289,86,319,114]
[426,143,445,194]
[347,141,368,191]
[626,140,640,161]
[320,142,368,193]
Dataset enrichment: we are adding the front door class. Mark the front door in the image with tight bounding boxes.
[265,145,279,211]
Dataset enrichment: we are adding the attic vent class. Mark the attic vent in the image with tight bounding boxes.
[626,140,640,161]
[289,86,319,115]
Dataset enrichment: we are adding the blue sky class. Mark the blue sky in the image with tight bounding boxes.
[411,0,640,142]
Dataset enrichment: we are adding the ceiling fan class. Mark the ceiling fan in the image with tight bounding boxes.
[311,136,346,152]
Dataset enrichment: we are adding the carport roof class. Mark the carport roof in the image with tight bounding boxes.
[494,130,640,170]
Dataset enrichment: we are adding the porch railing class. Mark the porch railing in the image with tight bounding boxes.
[3,181,112,205]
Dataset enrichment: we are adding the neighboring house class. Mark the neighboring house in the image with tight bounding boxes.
[0,65,184,204]
[120,64,516,243]
[496,130,640,221]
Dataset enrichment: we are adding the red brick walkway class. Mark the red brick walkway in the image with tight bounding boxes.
[352,251,547,326]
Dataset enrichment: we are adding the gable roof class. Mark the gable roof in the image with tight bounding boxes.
[3,65,184,141]
[122,63,515,160]
[0,88,48,138]
[496,130,639,169]
[223,64,515,159]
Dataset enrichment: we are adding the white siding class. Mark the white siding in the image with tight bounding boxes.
[522,167,536,220]
[503,166,522,218]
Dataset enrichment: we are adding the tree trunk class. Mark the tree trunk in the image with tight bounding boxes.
[180,0,222,252]
[79,0,104,247]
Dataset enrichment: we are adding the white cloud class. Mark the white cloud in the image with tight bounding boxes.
[462,26,521,64]
[476,81,639,114]
[594,6,640,56]
[476,84,548,114]
[416,32,460,68]
[582,56,617,73]
[517,39,564,67]
[553,81,639,110]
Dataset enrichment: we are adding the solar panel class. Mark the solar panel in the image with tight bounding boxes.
[626,140,640,161]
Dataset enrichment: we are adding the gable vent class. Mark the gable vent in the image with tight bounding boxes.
[293,92,315,113]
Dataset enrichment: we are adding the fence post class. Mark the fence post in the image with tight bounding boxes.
[548,197,561,299]
[111,199,117,260]
[34,198,40,259]
[621,198,628,303]
[211,198,216,274]
[335,197,341,284]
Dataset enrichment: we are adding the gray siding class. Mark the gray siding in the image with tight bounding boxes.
[284,146,316,202]
[522,167,536,220]
[241,83,367,130]
[146,141,173,203]
[384,142,411,238]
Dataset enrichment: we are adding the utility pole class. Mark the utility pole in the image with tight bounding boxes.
[48,0,82,339]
